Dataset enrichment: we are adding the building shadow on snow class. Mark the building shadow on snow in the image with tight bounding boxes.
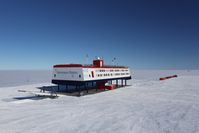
[36,84,130,97]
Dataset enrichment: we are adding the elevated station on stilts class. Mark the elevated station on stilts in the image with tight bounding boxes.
[52,57,132,95]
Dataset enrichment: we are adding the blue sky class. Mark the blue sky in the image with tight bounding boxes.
[0,0,198,69]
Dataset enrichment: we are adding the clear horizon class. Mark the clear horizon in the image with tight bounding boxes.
[0,0,199,69]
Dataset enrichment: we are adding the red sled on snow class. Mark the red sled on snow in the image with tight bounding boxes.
[159,75,178,81]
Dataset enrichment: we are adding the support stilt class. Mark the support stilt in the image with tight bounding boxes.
[96,83,98,92]
[58,85,60,92]
[78,85,81,96]
[64,85,67,92]
[85,83,88,93]
[66,85,68,89]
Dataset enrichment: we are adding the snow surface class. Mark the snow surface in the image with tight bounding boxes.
[0,70,199,133]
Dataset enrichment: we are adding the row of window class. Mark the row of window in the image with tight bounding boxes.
[96,69,129,72]
[97,73,130,77]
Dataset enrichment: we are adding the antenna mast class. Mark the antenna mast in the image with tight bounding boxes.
[86,54,89,65]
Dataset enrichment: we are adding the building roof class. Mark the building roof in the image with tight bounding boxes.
[53,64,128,69]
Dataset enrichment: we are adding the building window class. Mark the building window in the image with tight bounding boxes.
[79,74,81,78]
[54,74,56,77]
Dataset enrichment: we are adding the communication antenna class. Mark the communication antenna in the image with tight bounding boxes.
[112,57,117,66]
[86,54,89,65]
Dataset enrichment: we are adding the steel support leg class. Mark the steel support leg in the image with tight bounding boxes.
[85,83,88,93]
[58,85,60,91]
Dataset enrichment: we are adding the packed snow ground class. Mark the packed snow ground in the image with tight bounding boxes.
[0,71,199,133]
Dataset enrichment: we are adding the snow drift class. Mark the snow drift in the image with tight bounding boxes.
[0,70,199,133]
